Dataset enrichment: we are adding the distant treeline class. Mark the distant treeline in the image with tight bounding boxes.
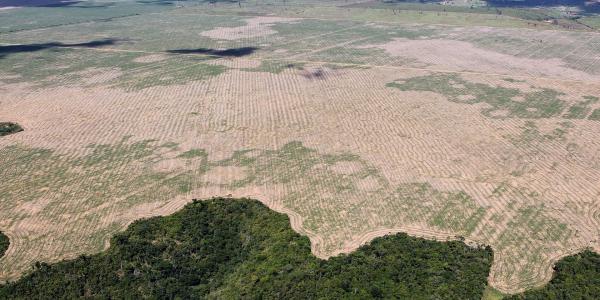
[0,198,493,299]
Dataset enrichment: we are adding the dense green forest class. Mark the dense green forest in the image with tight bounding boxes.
[0,232,8,258]
[0,198,493,299]
[507,250,600,300]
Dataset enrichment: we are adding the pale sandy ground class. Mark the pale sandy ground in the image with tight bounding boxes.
[75,68,123,85]
[132,54,169,63]
[360,38,600,82]
[1,20,600,294]
[200,16,300,40]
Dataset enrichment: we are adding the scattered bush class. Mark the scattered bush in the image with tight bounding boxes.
[0,122,23,137]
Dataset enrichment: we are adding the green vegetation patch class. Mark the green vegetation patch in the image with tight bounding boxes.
[589,109,600,121]
[493,202,573,287]
[241,60,305,74]
[0,232,8,258]
[0,198,493,299]
[502,78,525,83]
[116,60,227,91]
[393,183,486,234]
[507,121,571,147]
[578,16,600,31]
[177,148,207,159]
[563,96,598,119]
[387,73,566,119]
[0,48,226,90]
[0,139,489,279]
[3,140,560,290]
[216,141,487,244]
[507,250,600,300]
[0,137,197,226]
[0,122,23,137]
[309,46,394,65]
[483,286,508,300]
[0,1,172,34]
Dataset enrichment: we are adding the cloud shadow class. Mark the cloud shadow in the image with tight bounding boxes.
[166,47,257,57]
[0,39,119,59]
[0,0,82,8]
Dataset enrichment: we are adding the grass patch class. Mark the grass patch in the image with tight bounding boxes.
[241,60,305,74]
[0,48,226,90]
[507,121,571,148]
[563,95,598,119]
[309,46,393,65]
[589,109,600,121]
[502,78,525,83]
[215,141,486,248]
[394,183,486,234]
[116,61,227,91]
[0,140,557,291]
[494,203,572,284]
[177,149,207,159]
[483,286,507,300]
[387,73,566,119]
[0,198,493,299]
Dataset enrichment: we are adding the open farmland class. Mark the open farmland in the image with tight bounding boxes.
[1,0,600,295]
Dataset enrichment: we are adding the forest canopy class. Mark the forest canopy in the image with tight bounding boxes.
[0,198,493,299]
[0,232,8,259]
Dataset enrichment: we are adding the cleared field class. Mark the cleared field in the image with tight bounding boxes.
[1,0,600,295]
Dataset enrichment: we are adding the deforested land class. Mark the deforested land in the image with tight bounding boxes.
[1,0,600,297]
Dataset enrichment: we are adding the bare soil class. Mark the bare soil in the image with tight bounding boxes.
[362,38,600,82]
[200,17,300,41]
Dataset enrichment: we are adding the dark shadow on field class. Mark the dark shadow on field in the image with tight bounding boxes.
[0,39,119,59]
[136,0,176,6]
[0,0,81,8]
[167,47,258,57]
[300,68,329,80]
[136,0,185,5]
[136,0,237,6]
[0,0,118,8]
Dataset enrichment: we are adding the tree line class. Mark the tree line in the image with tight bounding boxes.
[0,198,493,299]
